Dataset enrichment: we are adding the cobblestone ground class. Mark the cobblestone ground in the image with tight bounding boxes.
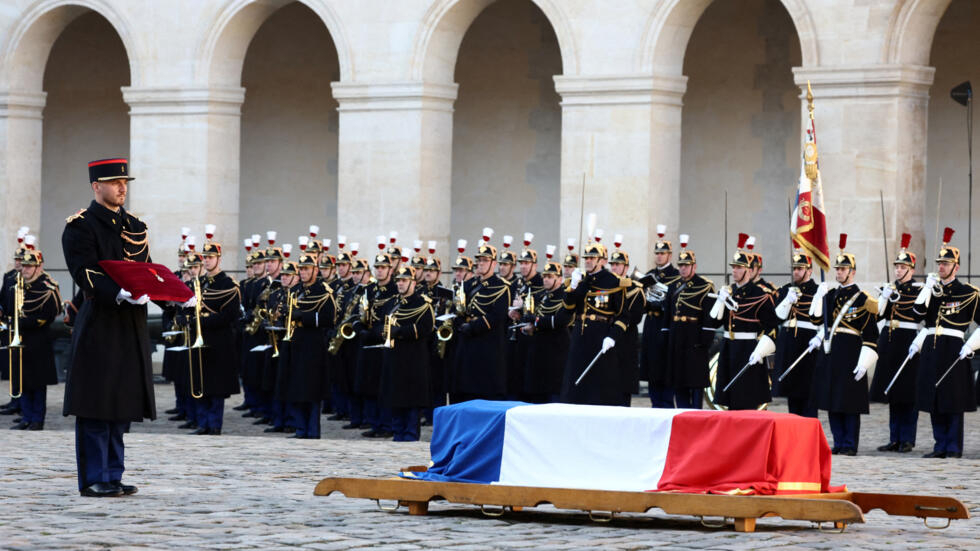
[1,383,977,550]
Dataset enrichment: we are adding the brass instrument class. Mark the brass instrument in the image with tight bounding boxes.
[453,281,466,314]
[189,277,205,399]
[245,307,269,335]
[363,313,395,350]
[631,269,669,302]
[7,271,24,398]
[359,290,371,324]
[328,289,361,355]
[283,290,298,342]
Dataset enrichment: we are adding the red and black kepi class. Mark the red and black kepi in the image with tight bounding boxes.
[88,158,135,183]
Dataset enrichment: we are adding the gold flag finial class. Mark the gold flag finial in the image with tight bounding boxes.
[806,81,815,119]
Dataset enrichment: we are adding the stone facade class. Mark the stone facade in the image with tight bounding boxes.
[1,0,977,290]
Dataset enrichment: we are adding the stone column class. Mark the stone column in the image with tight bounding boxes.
[331,81,457,258]
[122,87,246,270]
[0,90,46,266]
[554,75,687,272]
[793,65,934,280]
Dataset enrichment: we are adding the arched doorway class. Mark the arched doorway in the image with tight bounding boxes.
[925,0,979,279]
[679,0,802,278]
[239,2,340,254]
[451,0,562,250]
[40,11,131,292]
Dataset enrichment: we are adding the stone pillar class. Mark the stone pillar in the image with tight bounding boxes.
[0,90,46,267]
[122,87,246,270]
[331,81,457,258]
[554,75,686,272]
[793,65,934,281]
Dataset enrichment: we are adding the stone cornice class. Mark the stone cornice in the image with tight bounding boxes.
[121,87,246,116]
[554,74,688,107]
[0,90,47,120]
[331,82,458,113]
[792,65,935,100]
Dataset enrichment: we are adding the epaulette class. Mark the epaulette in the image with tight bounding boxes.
[618,276,632,289]
[65,208,86,224]
[702,277,714,286]
[43,278,60,290]
[862,292,879,315]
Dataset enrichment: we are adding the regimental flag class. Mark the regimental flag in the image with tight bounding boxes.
[791,82,830,271]
[405,401,837,496]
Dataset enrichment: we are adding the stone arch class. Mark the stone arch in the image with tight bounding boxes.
[639,0,818,76]
[883,0,952,65]
[0,0,139,91]
[411,0,577,83]
[199,0,352,87]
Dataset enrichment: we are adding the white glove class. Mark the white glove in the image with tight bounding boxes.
[908,329,927,357]
[601,337,616,353]
[823,336,832,355]
[709,287,730,320]
[748,334,776,365]
[915,274,937,306]
[958,343,973,360]
[116,288,149,305]
[809,282,830,318]
[116,288,132,304]
[180,295,198,309]
[775,290,799,320]
[569,269,583,290]
[808,332,823,351]
[854,346,878,381]
[879,285,894,302]
[961,327,980,357]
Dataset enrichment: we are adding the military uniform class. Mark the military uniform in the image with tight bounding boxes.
[640,237,681,408]
[0,245,25,414]
[4,251,61,430]
[663,246,715,408]
[451,244,511,402]
[522,262,570,402]
[609,249,644,406]
[512,250,544,402]
[353,254,398,437]
[772,252,820,417]
[559,243,629,406]
[418,258,454,418]
[324,252,356,421]
[912,235,978,457]
[61,158,149,496]
[379,266,435,441]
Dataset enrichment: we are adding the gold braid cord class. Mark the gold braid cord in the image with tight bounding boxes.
[202,286,242,315]
[677,282,713,312]
[466,284,509,317]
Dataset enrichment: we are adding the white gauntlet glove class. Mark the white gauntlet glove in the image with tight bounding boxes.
[601,337,616,353]
[959,328,980,359]
[775,288,800,320]
[116,288,150,305]
[809,282,831,318]
[808,330,824,352]
[180,295,198,309]
[569,268,583,290]
[748,334,776,365]
[709,287,731,320]
[915,274,937,306]
[908,328,927,357]
[853,346,878,381]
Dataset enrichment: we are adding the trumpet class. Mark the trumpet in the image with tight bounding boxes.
[359,290,372,324]
[7,271,24,398]
[363,314,395,349]
[283,291,298,342]
[708,286,739,312]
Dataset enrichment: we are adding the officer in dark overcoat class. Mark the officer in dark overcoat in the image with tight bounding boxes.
[662,241,715,408]
[520,260,570,403]
[912,229,979,458]
[61,158,158,497]
[559,240,630,406]
[379,266,435,441]
[608,246,644,405]
[450,242,511,402]
[353,252,398,437]
[418,253,453,420]
[869,234,922,452]
[174,253,203,430]
[5,250,61,430]
[267,259,298,432]
[0,243,26,415]
[639,229,681,407]
[324,251,356,422]
[161,244,188,417]
[772,249,820,417]
[510,241,544,401]
[340,258,371,430]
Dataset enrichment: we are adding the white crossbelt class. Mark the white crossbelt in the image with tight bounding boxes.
[833,327,860,336]
[723,332,758,340]
[924,326,965,340]
[782,320,819,331]
[876,320,920,332]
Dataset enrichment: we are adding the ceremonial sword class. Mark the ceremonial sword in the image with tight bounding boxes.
[722,359,756,393]
[574,349,606,386]
[935,352,973,388]
[883,352,917,395]
[777,341,819,382]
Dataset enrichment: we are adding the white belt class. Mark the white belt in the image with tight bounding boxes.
[783,320,818,331]
[876,320,920,332]
[724,332,758,340]
[833,327,860,336]
[925,327,965,340]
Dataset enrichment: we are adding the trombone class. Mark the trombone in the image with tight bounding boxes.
[7,271,24,398]
[189,277,205,399]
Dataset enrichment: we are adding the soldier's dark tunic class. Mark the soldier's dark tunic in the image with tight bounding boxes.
[772,279,820,415]
[639,264,680,407]
[354,278,398,432]
[62,201,155,422]
[379,290,435,410]
[559,268,629,406]
[510,273,543,400]
[284,279,336,438]
[663,274,715,406]
[241,277,272,403]
[195,272,242,399]
[419,281,454,410]
[522,285,569,401]
[0,268,16,382]
[913,278,978,455]
[502,274,521,399]
[870,280,922,405]
[451,274,511,401]
[617,279,646,403]
[810,284,878,415]
[713,281,779,410]
[159,269,184,384]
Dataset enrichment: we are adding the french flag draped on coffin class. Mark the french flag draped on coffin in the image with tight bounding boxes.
[403,401,836,495]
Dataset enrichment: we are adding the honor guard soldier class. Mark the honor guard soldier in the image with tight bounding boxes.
[663,238,715,409]
[353,250,398,437]
[559,238,629,405]
[745,237,777,295]
[325,249,356,422]
[282,253,336,438]
[498,234,517,283]
[189,237,242,435]
[710,233,780,411]
[809,234,879,455]
[1,236,27,416]
[378,266,435,441]
[641,225,682,408]
[771,246,820,418]
[562,238,580,280]
[236,246,266,416]
[340,253,373,430]
[232,239,255,412]
[869,234,922,452]
[173,251,203,430]
[520,259,570,402]
[268,259,299,433]
[410,245,427,284]
[257,243,288,431]
[419,246,454,418]
[912,228,978,458]
[509,234,543,401]
[498,233,520,399]
[608,239,645,406]
[5,249,61,430]
[61,157,154,497]
[450,239,511,402]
